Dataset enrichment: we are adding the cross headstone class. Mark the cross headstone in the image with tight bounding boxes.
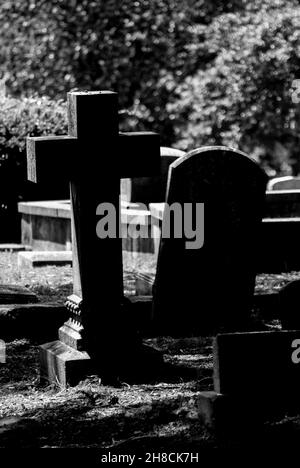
[152,146,267,335]
[27,91,160,386]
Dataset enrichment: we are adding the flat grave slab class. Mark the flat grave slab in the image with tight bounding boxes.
[19,199,154,254]
[0,285,38,304]
[0,244,29,252]
[18,200,72,219]
[18,251,72,268]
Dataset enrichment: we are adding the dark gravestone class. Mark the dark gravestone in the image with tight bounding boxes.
[152,146,267,335]
[214,331,300,416]
[279,279,300,330]
[121,146,185,204]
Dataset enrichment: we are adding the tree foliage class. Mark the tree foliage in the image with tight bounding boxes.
[0,0,299,173]
[0,94,67,240]
[0,1,242,141]
[170,0,300,174]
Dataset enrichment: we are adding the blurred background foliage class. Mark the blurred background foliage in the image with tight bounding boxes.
[0,0,299,175]
[0,94,67,241]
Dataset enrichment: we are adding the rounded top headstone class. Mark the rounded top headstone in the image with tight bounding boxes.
[153,145,268,334]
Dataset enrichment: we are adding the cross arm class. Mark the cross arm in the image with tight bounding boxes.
[27,136,77,184]
[118,132,160,178]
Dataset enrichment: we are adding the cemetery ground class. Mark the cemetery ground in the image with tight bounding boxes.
[1,251,300,449]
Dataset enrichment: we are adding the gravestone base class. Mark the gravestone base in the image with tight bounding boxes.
[212,330,300,432]
[40,340,93,387]
[195,391,280,443]
[40,337,164,387]
[0,285,38,304]
[196,391,226,431]
[195,391,254,442]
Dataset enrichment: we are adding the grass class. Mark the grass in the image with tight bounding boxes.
[0,252,73,303]
[1,250,300,301]
[0,252,214,448]
[0,337,214,449]
[1,251,300,448]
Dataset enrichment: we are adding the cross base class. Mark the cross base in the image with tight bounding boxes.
[40,340,93,387]
[40,338,165,387]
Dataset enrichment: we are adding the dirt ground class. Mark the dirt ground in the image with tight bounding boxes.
[1,251,300,450]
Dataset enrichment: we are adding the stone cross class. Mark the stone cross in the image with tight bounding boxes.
[27,91,160,386]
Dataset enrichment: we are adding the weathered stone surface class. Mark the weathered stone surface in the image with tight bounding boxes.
[40,340,92,387]
[19,199,155,254]
[21,213,72,251]
[18,200,71,218]
[0,285,38,304]
[18,251,72,268]
[213,330,300,415]
[19,200,72,251]
[135,272,154,296]
[152,146,267,334]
